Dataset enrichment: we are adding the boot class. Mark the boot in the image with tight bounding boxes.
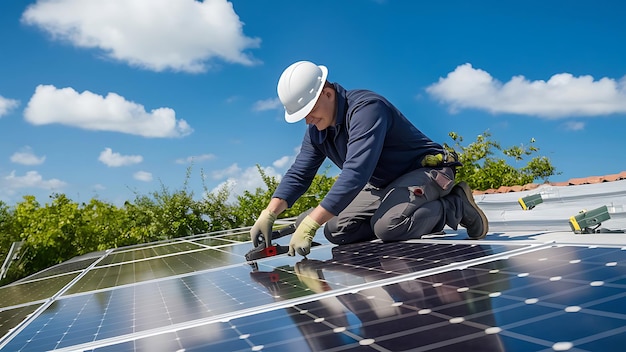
[450,182,489,239]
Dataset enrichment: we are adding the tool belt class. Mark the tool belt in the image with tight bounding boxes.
[421,149,462,168]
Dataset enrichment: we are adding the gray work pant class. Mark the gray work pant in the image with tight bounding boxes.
[323,167,462,244]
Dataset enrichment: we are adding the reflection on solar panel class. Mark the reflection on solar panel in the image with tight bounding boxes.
[2,220,626,351]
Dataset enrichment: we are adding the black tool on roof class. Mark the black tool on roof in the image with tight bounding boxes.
[245,224,296,262]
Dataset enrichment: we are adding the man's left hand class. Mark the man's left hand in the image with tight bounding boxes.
[288,215,321,256]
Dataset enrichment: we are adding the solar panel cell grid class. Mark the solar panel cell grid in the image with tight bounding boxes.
[2,233,626,352]
[0,241,526,351]
[95,244,625,352]
[0,273,78,308]
[0,304,40,339]
[16,256,100,282]
[64,247,254,294]
[190,237,241,247]
[97,241,205,265]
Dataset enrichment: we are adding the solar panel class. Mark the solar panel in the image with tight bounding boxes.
[0,272,79,308]
[90,243,626,351]
[0,304,40,339]
[3,221,626,352]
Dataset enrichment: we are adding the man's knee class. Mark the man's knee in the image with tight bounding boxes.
[323,217,375,245]
[323,228,345,244]
[323,218,342,244]
[373,214,417,242]
[373,202,445,241]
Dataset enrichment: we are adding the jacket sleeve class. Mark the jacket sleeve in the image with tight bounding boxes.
[273,130,326,208]
[320,100,391,214]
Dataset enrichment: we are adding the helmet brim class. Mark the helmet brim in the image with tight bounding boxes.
[284,65,328,123]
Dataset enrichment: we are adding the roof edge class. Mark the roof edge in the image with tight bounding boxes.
[473,170,626,194]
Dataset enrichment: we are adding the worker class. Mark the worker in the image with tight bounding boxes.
[251,60,488,257]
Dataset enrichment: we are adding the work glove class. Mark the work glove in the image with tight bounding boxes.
[250,209,277,247]
[294,260,330,293]
[288,215,320,257]
[421,153,443,167]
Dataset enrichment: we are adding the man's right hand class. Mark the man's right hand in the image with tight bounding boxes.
[250,209,277,247]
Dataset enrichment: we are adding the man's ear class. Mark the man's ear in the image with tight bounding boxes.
[323,86,335,99]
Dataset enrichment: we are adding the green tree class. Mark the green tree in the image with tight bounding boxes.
[126,169,209,241]
[148,183,208,239]
[283,166,336,218]
[1,196,39,282]
[445,131,558,190]
[199,177,242,232]
[79,198,128,250]
[0,131,558,285]
[0,200,21,272]
[232,164,337,224]
[122,196,163,244]
[13,194,82,275]
[235,165,280,226]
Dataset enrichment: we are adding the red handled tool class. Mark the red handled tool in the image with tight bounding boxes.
[245,224,296,262]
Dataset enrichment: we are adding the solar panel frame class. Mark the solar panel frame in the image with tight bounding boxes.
[14,242,620,352]
[1,201,626,352]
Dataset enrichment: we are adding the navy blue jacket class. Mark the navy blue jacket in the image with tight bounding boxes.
[273,83,445,215]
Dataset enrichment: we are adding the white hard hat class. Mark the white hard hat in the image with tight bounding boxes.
[277,61,328,123]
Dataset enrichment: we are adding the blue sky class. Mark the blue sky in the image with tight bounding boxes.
[1,0,625,206]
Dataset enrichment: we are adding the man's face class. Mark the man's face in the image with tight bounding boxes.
[304,87,335,131]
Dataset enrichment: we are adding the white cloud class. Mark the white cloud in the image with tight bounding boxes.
[426,63,626,118]
[175,154,216,165]
[0,95,19,117]
[98,147,143,167]
[272,146,300,170]
[563,121,585,131]
[211,163,241,180]
[24,85,192,137]
[225,96,239,104]
[206,150,301,202]
[205,147,339,204]
[133,171,153,182]
[253,98,281,112]
[2,170,66,194]
[10,146,46,165]
[273,155,291,169]
[21,0,261,73]
[210,164,281,203]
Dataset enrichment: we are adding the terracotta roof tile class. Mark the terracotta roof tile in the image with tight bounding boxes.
[604,174,621,182]
[522,184,540,191]
[496,186,511,193]
[470,170,626,194]
[569,178,588,185]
